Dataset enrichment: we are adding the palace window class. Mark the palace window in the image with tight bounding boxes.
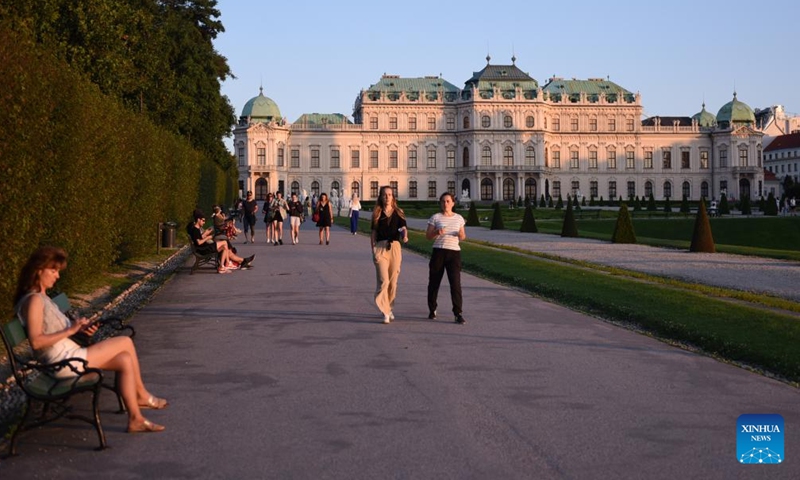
[645,181,653,198]
[311,181,320,196]
[482,115,490,128]
[409,180,417,198]
[662,150,672,169]
[571,117,578,131]
[626,151,635,169]
[409,116,417,130]
[504,115,513,128]
[351,150,360,168]
[682,181,690,198]
[481,178,494,200]
[428,181,437,198]
[607,148,617,170]
[504,146,514,166]
[408,149,417,169]
[447,115,455,130]
[481,146,492,166]
[427,149,436,169]
[257,148,266,166]
[608,181,617,199]
[369,181,379,199]
[552,117,560,131]
[571,181,580,197]
[389,149,398,169]
[525,178,537,199]
[370,150,378,169]
[389,117,397,129]
[448,181,456,196]
[525,146,535,166]
[351,181,360,197]
[311,149,320,168]
[552,150,561,169]
[589,150,598,169]
[390,181,398,198]
[644,150,653,169]
[463,116,470,129]
[664,181,672,198]
[570,151,579,169]
[608,118,616,131]
[739,147,749,166]
[701,181,708,199]
[526,116,535,128]
[503,178,515,200]
[331,149,340,169]
[447,149,455,169]
[589,118,597,131]
[627,181,636,198]
[552,181,561,198]
[332,181,340,196]
[462,147,469,167]
[370,117,378,129]
[626,118,634,132]
[291,149,300,168]
[428,116,436,130]
[590,181,598,198]
[720,180,728,195]
[277,148,285,167]
[719,148,728,168]
[291,181,299,196]
[681,151,690,169]
[238,147,245,166]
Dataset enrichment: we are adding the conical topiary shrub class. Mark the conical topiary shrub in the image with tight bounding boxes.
[690,199,715,253]
[573,195,579,208]
[647,193,657,211]
[466,201,481,226]
[680,194,690,214]
[599,196,605,207]
[633,196,642,212]
[520,204,538,232]
[524,195,531,207]
[740,194,752,215]
[664,197,672,213]
[490,202,505,230]
[540,194,546,208]
[764,192,778,216]
[560,199,578,237]
[589,196,596,206]
[758,196,766,213]
[556,195,564,210]
[719,195,730,215]
[581,196,586,207]
[517,196,524,208]
[547,196,554,208]
[611,203,636,244]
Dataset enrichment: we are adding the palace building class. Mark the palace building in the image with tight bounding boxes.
[233,57,764,203]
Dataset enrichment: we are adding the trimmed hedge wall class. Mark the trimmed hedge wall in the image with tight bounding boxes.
[0,27,228,319]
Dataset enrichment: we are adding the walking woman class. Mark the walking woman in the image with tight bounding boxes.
[315,192,334,245]
[287,192,304,245]
[270,191,288,246]
[264,192,275,243]
[14,246,168,433]
[370,186,408,324]
[348,194,361,235]
[425,192,467,324]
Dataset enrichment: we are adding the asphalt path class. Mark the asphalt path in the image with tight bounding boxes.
[1,219,797,479]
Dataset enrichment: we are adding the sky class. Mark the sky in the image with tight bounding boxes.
[214,0,799,148]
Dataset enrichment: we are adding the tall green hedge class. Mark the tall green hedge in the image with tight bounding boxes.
[0,27,227,319]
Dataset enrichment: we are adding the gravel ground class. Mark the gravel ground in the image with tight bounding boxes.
[405,218,800,302]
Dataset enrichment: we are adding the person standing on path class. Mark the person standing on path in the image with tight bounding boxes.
[287,192,305,245]
[371,186,408,324]
[425,192,466,324]
[271,191,288,245]
[348,194,361,235]
[242,191,258,243]
[263,192,276,243]
[315,193,334,245]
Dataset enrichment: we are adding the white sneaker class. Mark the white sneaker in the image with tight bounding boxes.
[383,314,391,324]
[390,311,395,321]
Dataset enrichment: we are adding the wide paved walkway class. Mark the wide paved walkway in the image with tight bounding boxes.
[1,219,797,479]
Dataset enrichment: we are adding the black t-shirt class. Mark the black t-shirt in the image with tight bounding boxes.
[243,199,258,217]
[187,223,215,254]
[372,210,407,242]
[288,200,304,217]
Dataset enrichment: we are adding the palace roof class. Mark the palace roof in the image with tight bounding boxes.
[763,132,800,152]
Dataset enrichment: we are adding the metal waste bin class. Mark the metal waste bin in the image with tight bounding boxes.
[160,222,177,248]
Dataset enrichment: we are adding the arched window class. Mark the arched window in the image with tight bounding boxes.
[462,147,469,167]
[526,116,535,128]
[480,178,493,201]
[682,181,690,199]
[645,181,653,198]
[664,181,672,199]
[481,115,490,128]
[461,179,471,198]
[463,116,470,129]
[311,181,320,196]
[503,178,515,200]
[525,146,536,166]
[525,178,537,200]
[351,181,360,197]
[290,181,300,196]
[700,181,708,199]
[504,115,513,128]
[255,177,268,200]
[331,181,340,197]
[739,179,751,198]
[481,146,492,166]
[503,146,514,166]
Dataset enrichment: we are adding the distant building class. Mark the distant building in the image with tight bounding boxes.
[233,57,765,202]
[756,105,800,147]
[763,132,800,194]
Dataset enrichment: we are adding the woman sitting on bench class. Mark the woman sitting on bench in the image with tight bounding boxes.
[188,209,253,273]
[14,246,168,433]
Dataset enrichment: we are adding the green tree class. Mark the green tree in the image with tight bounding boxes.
[540,194,546,208]
[647,193,657,211]
[547,196,554,208]
[466,201,481,226]
[764,192,778,216]
[740,194,752,215]
[490,202,505,230]
[611,203,636,244]
[520,205,538,233]
[719,195,730,215]
[581,196,586,207]
[572,195,579,208]
[560,199,578,237]
[599,196,605,206]
[680,194,690,214]
[758,196,766,212]
[517,195,523,208]
[664,197,672,213]
[556,194,564,210]
[690,199,716,253]
[633,196,642,212]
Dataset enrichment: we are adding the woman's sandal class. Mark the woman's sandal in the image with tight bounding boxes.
[127,419,165,433]
[139,395,169,410]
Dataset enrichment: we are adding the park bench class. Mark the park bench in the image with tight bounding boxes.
[189,241,219,274]
[0,294,134,456]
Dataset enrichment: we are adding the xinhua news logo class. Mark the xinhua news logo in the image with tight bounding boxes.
[737,414,784,464]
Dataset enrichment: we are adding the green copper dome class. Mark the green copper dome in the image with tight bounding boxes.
[692,103,717,127]
[241,87,282,121]
[716,93,754,127]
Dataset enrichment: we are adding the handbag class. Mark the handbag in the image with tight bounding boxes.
[312,212,320,223]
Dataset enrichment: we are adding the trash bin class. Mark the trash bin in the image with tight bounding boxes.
[160,222,177,248]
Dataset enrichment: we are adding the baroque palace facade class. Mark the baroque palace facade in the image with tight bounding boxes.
[233,57,764,204]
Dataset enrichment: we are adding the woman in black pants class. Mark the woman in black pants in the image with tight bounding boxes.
[425,192,467,324]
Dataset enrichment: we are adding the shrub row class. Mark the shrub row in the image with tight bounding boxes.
[0,27,228,319]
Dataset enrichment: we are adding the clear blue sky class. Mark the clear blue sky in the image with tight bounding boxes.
[214,0,798,140]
